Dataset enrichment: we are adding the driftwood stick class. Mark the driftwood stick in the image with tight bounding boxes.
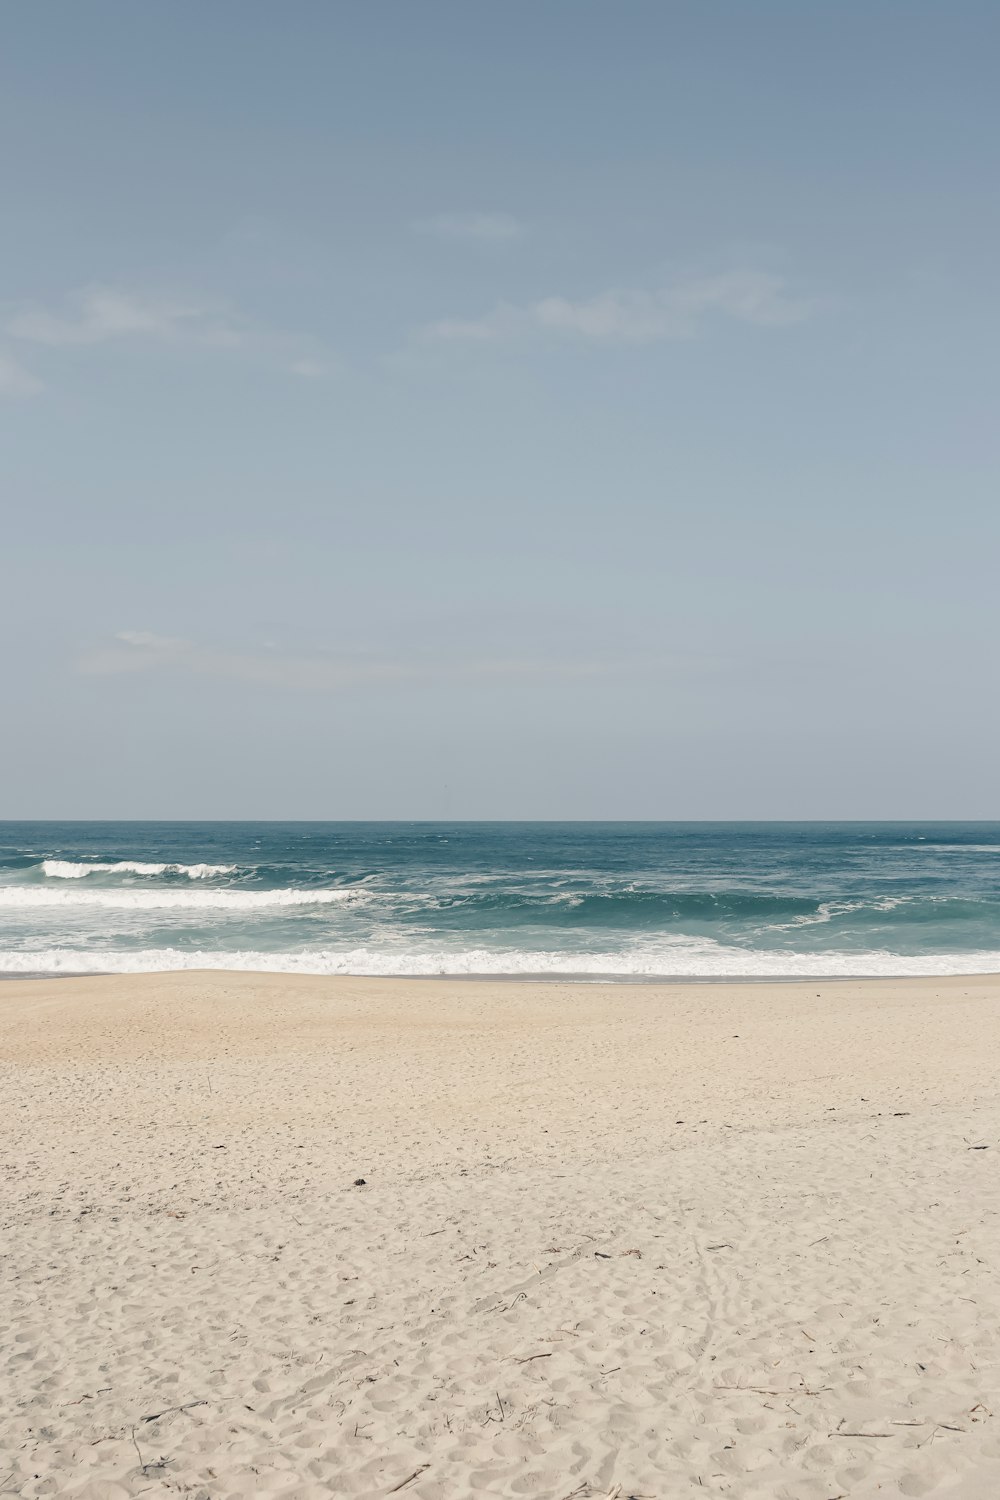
[387,1464,430,1492]
[141,1399,207,1424]
[130,1427,146,1471]
[715,1384,830,1396]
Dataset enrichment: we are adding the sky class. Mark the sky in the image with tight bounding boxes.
[2,1,998,819]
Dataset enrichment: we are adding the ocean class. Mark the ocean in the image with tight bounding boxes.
[2,821,1000,979]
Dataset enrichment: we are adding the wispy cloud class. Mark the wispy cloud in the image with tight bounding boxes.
[9,287,244,349]
[413,211,524,243]
[287,358,329,378]
[79,630,611,693]
[82,632,403,691]
[422,269,809,345]
[0,351,42,397]
[114,630,194,653]
[5,284,333,385]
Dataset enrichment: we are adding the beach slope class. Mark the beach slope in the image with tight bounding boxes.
[3,973,1000,1498]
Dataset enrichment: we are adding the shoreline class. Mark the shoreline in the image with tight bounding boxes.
[4,964,1000,984]
[5,970,1000,1497]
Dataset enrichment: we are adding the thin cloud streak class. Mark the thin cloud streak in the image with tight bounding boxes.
[423,270,810,345]
[78,630,616,693]
[9,288,244,348]
[6,286,333,385]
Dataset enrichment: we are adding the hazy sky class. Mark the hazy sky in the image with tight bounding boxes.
[3,2,998,818]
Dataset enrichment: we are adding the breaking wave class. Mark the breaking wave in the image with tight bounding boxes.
[0,886,364,911]
[4,822,1000,980]
[41,860,237,879]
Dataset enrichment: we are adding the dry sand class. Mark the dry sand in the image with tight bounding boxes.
[3,972,1000,1499]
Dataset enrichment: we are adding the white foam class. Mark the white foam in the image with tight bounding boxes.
[0,886,364,911]
[41,860,237,879]
[1,942,998,979]
[896,844,1000,854]
[935,845,1000,853]
[770,895,914,931]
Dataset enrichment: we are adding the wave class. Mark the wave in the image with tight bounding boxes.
[766,895,986,931]
[0,885,364,911]
[894,844,1000,854]
[6,879,998,928]
[412,889,824,924]
[2,942,999,979]
[41,860,237,879]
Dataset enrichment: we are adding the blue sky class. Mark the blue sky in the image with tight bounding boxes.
[3,2,998,817]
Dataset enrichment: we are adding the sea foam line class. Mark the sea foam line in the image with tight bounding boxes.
[1,943,999,978]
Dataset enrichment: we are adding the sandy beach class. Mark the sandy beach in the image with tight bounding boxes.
[3,973,1000,1499]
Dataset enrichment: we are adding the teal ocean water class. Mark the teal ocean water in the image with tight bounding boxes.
[1,822,1000,978]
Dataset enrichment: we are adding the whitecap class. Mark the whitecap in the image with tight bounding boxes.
[0,885,366,911]
[41,860,237,879]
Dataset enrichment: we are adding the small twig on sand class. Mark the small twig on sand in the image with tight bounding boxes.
[919,1423,966,1446]
[513,1353,552,1364]
[716,1385,829,1396]
[831,1430,895,1438]
[387,1464,430,1492]
[141,1400,207,1424]
[496,1390,505,1421]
